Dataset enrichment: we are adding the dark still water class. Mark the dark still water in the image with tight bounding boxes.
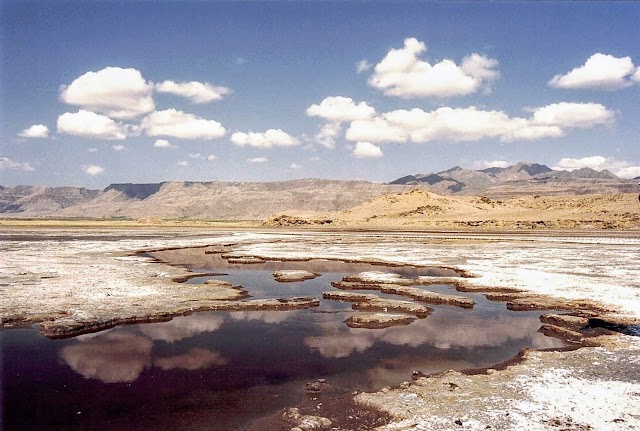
[2,265,564,430]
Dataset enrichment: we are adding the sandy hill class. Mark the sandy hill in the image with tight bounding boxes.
[264,189,640,229]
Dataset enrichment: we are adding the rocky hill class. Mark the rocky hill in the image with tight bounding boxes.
[0,185,99,214]
[390,162,636,196]
[0,179,415,220]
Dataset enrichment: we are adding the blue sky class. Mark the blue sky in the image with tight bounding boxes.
[2,1,639,188]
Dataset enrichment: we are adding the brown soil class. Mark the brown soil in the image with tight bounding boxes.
[264,190,640,230]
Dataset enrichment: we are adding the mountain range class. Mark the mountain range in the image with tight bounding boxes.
[1,162,636,220]
[390,162,633,197]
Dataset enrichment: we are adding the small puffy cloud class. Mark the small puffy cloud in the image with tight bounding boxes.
[155,80,231,103]
[353,141,383,158]
[112,144,126,151]
[632,68,640,84]
[57,110,128,140]
[312,122,342,149]
[617,166,640,179]
[356,59,372,74]
[87,147,98,153]
[290,162,302,169]
[474,160,509,169]
[368,37,499,98]
[231,129,298,148]
[142,109,226,140]
[188,152,203,159]
[19,124,49,138]
[528,102,614,129]
[554,155,608,171]
[177,160,188,167]
[247,157,268,163]
[153,139,174,148]
[548,53,637,90]
[206,154,217,161]
[84,164,104,175]
[59,66,154,119]
[306,96,376,122]
[234,57,248,65]
[0,156,35,171]
[553,155,640,179]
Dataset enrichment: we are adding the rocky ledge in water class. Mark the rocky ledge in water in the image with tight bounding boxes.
[322,291,432,318]
[345,312,417,329]
[483,291,616,314]
[273,270,319,282]
[36,297,320,339]
[333,271,475,308]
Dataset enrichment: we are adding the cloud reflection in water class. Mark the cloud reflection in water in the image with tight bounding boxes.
[60,333,153,383]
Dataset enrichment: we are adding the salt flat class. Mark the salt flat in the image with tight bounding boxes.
[1,227,639,430]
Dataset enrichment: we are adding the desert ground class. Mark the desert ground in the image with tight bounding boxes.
[265,190,640,230]
[1,224,639,430]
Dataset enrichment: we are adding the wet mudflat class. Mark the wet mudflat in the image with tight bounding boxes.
[2,259,563,431]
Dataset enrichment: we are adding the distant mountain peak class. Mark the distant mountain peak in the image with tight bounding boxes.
[513,162,553,176]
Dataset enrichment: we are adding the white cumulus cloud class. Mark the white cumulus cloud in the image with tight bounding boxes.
[142,109,226,140]
[112,144,126,151]
[528,102,615,129]
[290,162,302,169]
[231,129,298,148]
[353,142,383,158]
[57,110,128,140]
[177,160,188,167]
[368,37,499,98]
[155,80,231,103]
[306,96,376,122]
[247,157,268,163]
[206,154,217,161]
[19,124,49,138]
[548,53,638,90]
[59,67,154,119]
[553,155,640,179]
[345,102,615,145]
[153,139,174,148]
[0,156,35,171]
[346,117,408,143]
[84,164,104,175]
